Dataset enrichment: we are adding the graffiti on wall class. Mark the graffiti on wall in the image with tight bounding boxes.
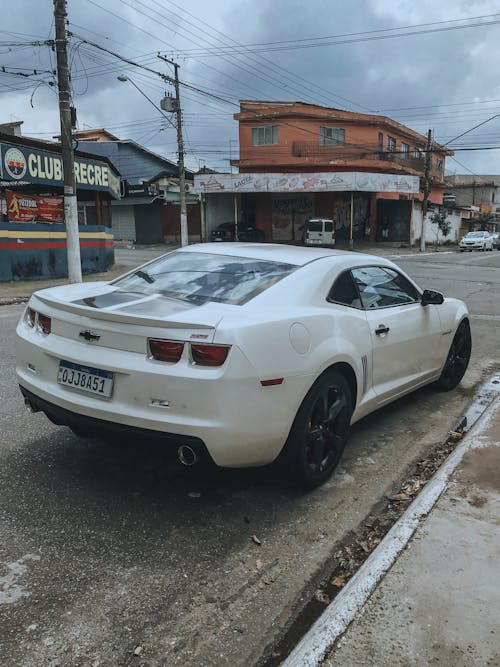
[272,195,313,240]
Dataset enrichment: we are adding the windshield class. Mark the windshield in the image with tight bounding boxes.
[466,232,486,237]
[111,251,296,305]
[306,220,333,232]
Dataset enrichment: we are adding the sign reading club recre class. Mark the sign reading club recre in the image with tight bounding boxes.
[0,141,121,199]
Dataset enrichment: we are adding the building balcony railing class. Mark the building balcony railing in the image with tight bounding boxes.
[291,142,429,173]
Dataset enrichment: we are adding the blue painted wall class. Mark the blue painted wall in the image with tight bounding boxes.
[0,223,114,282]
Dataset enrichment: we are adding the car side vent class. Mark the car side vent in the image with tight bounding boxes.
[362,354,368,395]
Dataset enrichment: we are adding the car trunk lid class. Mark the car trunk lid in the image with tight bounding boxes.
[32,286,224,353]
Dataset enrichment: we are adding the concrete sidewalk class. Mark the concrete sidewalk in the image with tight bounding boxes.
[285,390,500,667]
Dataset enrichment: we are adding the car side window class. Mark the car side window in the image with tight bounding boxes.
[351,266,420,309]
[327,270,362,308]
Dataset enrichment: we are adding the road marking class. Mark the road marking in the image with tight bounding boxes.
[471,314,500,321]
[282,374,500,667]
[388,251,455,259]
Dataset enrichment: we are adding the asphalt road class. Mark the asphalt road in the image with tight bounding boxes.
[1,249,499,667]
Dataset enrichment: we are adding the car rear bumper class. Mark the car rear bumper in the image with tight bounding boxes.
[20,384,211,459]
[16,324,311,467]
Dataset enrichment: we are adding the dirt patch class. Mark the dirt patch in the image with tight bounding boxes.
[457,446,500,493]
[468,494,488,508]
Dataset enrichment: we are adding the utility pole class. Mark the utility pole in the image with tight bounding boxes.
[53,0,81,282]
[157,55,188,247]
[349,192,354,250]
[420,129,432,252]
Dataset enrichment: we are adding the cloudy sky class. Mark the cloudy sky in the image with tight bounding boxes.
[2,0,500,175]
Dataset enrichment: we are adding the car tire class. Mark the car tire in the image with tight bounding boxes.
[280,370,352,488]
[435,320,471,392]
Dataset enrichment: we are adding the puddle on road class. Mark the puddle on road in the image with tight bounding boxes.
[261,371,500,667]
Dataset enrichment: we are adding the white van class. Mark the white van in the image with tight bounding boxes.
[303,218,335,247]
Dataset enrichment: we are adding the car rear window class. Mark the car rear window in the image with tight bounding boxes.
[111,251,296,305]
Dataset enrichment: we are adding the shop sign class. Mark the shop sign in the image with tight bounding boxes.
[0,142,121,199]
[126,183,160,197]
[194,171,420,194]
[6,190,64,223]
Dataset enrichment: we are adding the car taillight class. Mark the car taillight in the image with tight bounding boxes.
[149,339,184,363]
[191,343,230,367]
[26,307,36,327]
[38,313,52,334]
[26,307,51,333]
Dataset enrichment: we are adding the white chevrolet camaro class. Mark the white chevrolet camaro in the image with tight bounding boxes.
[16,244,471,488]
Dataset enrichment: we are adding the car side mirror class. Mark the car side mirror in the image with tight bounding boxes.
[421,289,444,306]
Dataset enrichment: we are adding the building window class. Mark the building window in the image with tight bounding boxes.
[378,132,383,149]
[251,125,278,146]
[387,136,396,151]
[320,126,345,146]
[401,142,409,158]
[436,158,443,171]
[414,148,423,160]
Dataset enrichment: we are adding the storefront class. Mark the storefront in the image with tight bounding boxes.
[193,171,420,243]
[0,133,121,281]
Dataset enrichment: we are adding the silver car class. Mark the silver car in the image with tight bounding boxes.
[459,231,494,252]
[490,232,500,250]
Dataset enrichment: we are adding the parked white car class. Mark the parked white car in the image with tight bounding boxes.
[16,244,471,488]
[490,232,500,250]
[459,231,494,251]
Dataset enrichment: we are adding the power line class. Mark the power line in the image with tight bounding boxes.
[169,13,500,56]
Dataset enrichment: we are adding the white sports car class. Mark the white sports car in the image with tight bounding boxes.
[16,244,471,488]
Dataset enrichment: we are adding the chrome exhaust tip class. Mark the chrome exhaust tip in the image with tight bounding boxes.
[177,444,198,466]
[24,397,40,413]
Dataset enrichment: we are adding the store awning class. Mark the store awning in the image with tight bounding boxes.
[193,171,420,195]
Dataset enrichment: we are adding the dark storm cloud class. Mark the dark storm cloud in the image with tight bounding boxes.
[2,0,500,172]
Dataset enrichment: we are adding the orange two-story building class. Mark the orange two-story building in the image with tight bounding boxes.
[194,101,452,244]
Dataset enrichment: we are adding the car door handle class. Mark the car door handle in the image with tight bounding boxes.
[375,325,390,335]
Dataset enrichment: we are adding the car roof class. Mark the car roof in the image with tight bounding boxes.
[179,242,391,268]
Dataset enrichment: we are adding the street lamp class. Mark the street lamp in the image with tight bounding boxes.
[117,75,188,246]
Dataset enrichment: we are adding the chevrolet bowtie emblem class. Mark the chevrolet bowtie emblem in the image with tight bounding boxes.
[79,330,100,342]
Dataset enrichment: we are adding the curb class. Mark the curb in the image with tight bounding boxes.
[282,379,500,667]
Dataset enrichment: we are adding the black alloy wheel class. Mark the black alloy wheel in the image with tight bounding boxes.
[435,320,472,391]
[282,370,353,488]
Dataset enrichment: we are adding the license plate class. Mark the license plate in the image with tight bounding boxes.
[57,360,114,398]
